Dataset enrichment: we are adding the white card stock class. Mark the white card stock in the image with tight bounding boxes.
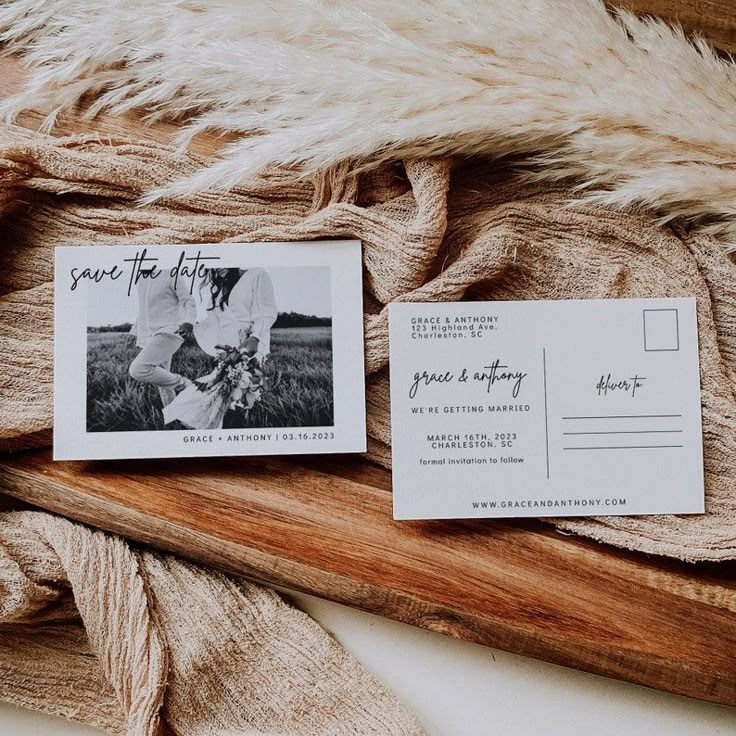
[389,298,704,520]
[54,241,366,460]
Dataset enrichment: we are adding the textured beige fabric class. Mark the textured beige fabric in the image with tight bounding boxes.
[1,127,734,562]
[0,509,425,735]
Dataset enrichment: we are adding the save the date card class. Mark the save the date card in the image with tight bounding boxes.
[54,241,366,460]
[388,298,704,519]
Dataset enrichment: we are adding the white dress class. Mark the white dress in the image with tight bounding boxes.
[194,269,278,358]
[163,269,278,429]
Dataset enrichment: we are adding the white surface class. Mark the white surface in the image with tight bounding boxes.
[1,591,734,735]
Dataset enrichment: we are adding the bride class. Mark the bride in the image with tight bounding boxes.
[163,267,278,429]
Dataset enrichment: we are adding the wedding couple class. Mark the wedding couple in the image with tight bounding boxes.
[128,267,277,428]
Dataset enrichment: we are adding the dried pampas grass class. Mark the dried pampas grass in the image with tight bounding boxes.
[2,0,736,246]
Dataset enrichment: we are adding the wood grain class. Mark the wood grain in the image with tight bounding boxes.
[2,4,736,707]
[615,0,736,52]
[1,449,735,706]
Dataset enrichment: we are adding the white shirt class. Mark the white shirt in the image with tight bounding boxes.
[194,269,278,357]
[131,273,197,348]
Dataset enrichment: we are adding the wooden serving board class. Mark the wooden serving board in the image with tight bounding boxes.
[2,449,736,707]
[3,2,736,707]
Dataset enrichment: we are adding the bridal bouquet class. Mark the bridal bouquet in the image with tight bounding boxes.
[164,346,266,429]
[198,346,265,413]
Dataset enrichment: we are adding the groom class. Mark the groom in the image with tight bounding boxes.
[129,271,197,407]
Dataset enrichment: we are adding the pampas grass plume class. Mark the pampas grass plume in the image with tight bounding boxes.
[2,0,736,246]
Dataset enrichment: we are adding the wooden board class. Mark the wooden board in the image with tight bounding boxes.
[2,449,736,707]
[615,0,736,52]
[2,3,736,706]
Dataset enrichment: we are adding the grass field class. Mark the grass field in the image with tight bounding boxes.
[86,327,334,431]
